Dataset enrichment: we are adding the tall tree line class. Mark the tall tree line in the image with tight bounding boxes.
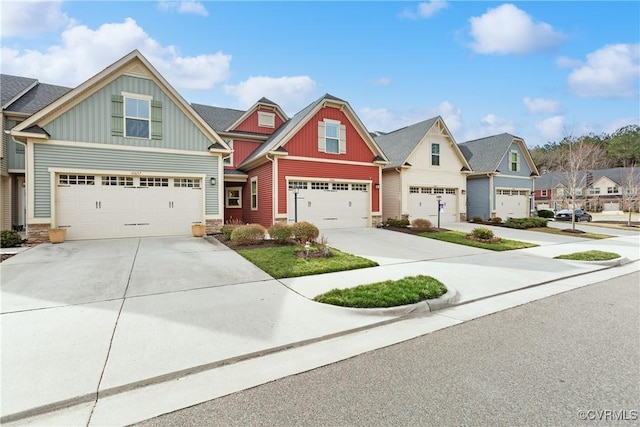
[530,124,640,172]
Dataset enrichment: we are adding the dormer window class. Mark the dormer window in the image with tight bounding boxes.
[258,111,275,128]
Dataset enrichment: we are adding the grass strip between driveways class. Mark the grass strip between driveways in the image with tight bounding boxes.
[236,245,378,279]
[528,227,614,239]
[314,275,447,308]
[418,230,538,251]
[554,250,621,261]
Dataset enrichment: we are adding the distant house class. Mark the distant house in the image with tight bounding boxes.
[1,75,71,232]
[373,116,471,225]
[8,50,231,242]
[458,133,539,220]
[194,94,389,229]
[534,167,640,212]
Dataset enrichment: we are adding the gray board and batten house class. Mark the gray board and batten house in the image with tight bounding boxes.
[458,133,540,220]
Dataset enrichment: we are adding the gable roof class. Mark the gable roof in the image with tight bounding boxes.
[458,133,539,176]
[191,103,244,132]
[225,97,289,132]
[237,93,388,169]
[374,116,471,170]
[536,167,640,189]
[5,82,72,115]
[1,74,38,109]
[10,50,230,151]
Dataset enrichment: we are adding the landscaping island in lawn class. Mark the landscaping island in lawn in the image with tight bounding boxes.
[553,250,621,261]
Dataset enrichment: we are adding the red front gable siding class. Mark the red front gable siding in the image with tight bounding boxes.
[233,107,285,135]
[284,107,375,163]
[243,161,273,227]
[225,139,263,169]
[277,158,380,215]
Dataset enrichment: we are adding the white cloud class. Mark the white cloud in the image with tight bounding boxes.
[437,101,462,132]
[463,113,515,140]
[535,116,565,140]
[523,97,560,114]
[359,108,398,133]
[224,76,316,113]
[157,1,209,16]
[371,77,392,86]
[556,56,582,69]
[359,101,462,135]
[468,4,564,54]
[1,1,73,38]
[400,1,448,20]
[0,18,231,91]
[567,43,640,98]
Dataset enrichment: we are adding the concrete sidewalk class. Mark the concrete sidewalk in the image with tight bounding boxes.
[1,227,639,426]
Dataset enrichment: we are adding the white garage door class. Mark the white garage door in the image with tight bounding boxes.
[408,187,458,224]
[57,174,203,240]
[495,189,529,219]
[287,181,369,229]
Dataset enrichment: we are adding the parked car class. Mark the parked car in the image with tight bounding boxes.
[554,209,592,222]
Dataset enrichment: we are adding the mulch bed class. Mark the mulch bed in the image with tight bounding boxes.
[212,233,294,250]
[0,253,15,263]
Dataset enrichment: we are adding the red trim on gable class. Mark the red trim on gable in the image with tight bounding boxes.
[283,107,376,162]
[277,158,380,215]
[232,107,285,135]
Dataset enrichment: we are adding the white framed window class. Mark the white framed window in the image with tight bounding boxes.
[311,182,329,190]
[590,188,601,195]
[124,95,151,139]
[223,139,234,166]
[140,177,168,187]
[103,176,134,187]
[541,189,548,196]
[58,174,95,186]
[174,178,201,188]
[509,151,520,172]
[318,120,345,154]
[607,186,618,194]
[431,143,440,166]
[251,177,258,210]
[226,187,242,208]
[288,181,308,190]
[258,111,275,128]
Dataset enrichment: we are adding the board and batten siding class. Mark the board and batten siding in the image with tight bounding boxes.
[7,119,26,170]
[33,143,219,217]
[497,143,532,178]
[466,178,490,219]
[381,169,401,220]
[44,75,213,152]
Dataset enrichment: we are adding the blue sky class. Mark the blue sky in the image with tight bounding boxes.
[1,1,639,147]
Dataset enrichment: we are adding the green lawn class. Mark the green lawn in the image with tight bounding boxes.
[529,227,614,239]
[314,275,447,308]
[554,250,621,261]
[236,245,378,279]
[418,230,538,251]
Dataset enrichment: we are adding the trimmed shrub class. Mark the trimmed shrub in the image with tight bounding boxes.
[387,218,410,228]
[290,221,319,244]
[471,227,494,240]
[1,230,22,248]
[220,224,238,239]
[471,216,484,223]
[504,217,548,229]
[490,217,503,224]
[411,218,432,231]
[268,223,293,243]
[230,223,266,245]
[537,209,554,218]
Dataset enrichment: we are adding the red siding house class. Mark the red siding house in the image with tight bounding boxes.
[193,94,389,229]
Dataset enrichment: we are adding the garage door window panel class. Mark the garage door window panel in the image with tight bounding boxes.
[140,177,168,187]
[59,174,95,186]
[103,176,133,187]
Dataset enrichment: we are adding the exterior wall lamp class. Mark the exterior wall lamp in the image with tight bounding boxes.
[375,183,381,189]
[210,177,216,186]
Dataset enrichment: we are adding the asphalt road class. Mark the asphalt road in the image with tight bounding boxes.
[135,272,640,427]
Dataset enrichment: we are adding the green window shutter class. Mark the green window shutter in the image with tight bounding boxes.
[317,121,325,152]
[339,124,346,154]
[111,95,123,137]
[151,100,163,140]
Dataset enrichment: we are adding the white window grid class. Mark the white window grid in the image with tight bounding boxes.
[59,174,95,185]
[409,187,420,194]
[311,182,329,190]
[433,188,444,194]
[431,143,440,166]
[325,121,340,154]
[352,183,367,191]
[140,177,168,187]
[288,181,308,190]
[226,188,242,208]
[102,176,133,186]
[124,96,151,139]
[333,183,349,191]
[174,178,201,188]
[607,187,618,194]
[445,188,456,195]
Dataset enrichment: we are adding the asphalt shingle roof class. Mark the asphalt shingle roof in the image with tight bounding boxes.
[458,133,521,173]
[1,74,37,107]
[373,117,439,169]
[536,167,640,188]
[191,103,245,132]
[5,83,71,115]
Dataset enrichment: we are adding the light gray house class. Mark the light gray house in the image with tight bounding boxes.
[8,50,231,242]
[458,133,539,220]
